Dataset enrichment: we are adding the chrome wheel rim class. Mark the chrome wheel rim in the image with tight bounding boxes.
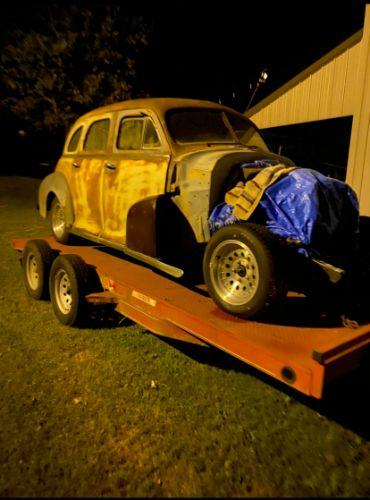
[209,239,259,306]
[51,201,66,239]
[26,252,39,290]
[54,269,72,314]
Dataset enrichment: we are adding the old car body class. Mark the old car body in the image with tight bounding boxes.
[38,98,293,279]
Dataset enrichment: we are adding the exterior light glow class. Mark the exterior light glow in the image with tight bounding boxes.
[260,71,268,82]
[246,68,269,111]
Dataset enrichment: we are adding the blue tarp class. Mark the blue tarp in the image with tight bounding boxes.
[208,168,359,268]
[208,203,237,233]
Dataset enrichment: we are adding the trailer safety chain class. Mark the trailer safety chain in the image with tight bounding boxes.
[341,314,360,329]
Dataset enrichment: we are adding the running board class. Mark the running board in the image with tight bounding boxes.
[70,229,184,278]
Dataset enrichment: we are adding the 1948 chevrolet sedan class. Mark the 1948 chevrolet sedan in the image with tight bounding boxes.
[38,98,296,318]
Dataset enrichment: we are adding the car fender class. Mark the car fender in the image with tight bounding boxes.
[126,196,158,257]
[171,149,249,244]
[171,148,295,243]
[38,172,74,226]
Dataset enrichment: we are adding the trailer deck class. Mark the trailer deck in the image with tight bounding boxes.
[12,236,370,399]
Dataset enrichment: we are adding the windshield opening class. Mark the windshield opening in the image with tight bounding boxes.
[166,107,268,150]
[225,112,268,150]
[166,108,235,144]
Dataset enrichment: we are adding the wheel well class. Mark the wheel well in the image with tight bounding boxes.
[46,192,56,212]
[210,163,250,212]
[209,156,263,212]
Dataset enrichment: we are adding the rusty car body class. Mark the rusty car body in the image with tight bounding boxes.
[38,98,296,317]
[39,98,292,270]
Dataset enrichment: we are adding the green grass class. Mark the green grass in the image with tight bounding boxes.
[0,176,369,497]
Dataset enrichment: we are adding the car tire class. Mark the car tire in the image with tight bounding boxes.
[22,239,55,300]
[203,223,283,319]
[49,254,90,326]
[50,197,70,244]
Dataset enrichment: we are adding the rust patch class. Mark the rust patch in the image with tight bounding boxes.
[69,158,103,234]
[101,157,169,243]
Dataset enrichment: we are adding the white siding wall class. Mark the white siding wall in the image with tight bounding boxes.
[247,5,370,217]
[250,39,362,129]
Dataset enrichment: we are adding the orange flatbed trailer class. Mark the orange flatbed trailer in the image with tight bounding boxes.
[12,236,370,399]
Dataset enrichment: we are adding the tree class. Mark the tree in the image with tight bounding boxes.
[0,3,149,135]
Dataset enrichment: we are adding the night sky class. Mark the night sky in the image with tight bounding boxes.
[0,0,367,113]
[141,0,367,111]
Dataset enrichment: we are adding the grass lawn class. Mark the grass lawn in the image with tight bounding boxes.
[0,176,369,497]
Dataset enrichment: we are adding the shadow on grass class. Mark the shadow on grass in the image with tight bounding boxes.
[82,308,136,330]
[160,337,370,440]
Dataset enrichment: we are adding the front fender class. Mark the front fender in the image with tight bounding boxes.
[38,172,74,226]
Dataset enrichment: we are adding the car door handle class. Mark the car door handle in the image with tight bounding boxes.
[105,162,116,171]
[72,161,80,168]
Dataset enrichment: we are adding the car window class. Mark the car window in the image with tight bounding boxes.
[226,112,268,151]
[143,119,161,148]
[84,119,110,151]
[67,126,83,152]
[166,108,235,144]
[117,118,144,150]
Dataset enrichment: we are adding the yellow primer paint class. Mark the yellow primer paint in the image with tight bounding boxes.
[101,157,169,243]
[188,168,209,181]
[55,158,72,184]
[68,158,103,235]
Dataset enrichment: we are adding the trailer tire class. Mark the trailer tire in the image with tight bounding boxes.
[22,239,55,300]
[49,254,90,326]
[203,223,283,319]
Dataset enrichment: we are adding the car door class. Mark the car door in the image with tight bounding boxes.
[55,122,84,190]
[68,113,114,235]
[100,110,170,244]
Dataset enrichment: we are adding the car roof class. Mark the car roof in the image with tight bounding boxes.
[77,97,241,121]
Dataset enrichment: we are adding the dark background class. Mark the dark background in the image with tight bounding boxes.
[138,1,366,110]
[0,0,367,176]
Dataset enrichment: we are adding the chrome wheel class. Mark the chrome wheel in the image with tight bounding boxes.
[26,252,39,290]
[54,269,72,314]
[51,201,66,240]
[209,239,259,306]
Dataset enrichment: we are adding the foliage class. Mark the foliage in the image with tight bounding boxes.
[0,4,149,134]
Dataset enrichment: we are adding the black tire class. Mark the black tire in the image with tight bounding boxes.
[203,223,283,319]
[50,197,70,244]
[49,254,90,326]
[22,239,55,300]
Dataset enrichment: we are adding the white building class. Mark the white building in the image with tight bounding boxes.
[246,5,370,217]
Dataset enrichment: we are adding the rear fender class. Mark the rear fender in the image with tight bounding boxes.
[126,194,201,260]
[38,172,74,226]
[126,196,158,257]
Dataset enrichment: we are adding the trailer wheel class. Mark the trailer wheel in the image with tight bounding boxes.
[22,239,55,300]
[50,197,70,244]
[49,254,90,326]
[203,223,282,319]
